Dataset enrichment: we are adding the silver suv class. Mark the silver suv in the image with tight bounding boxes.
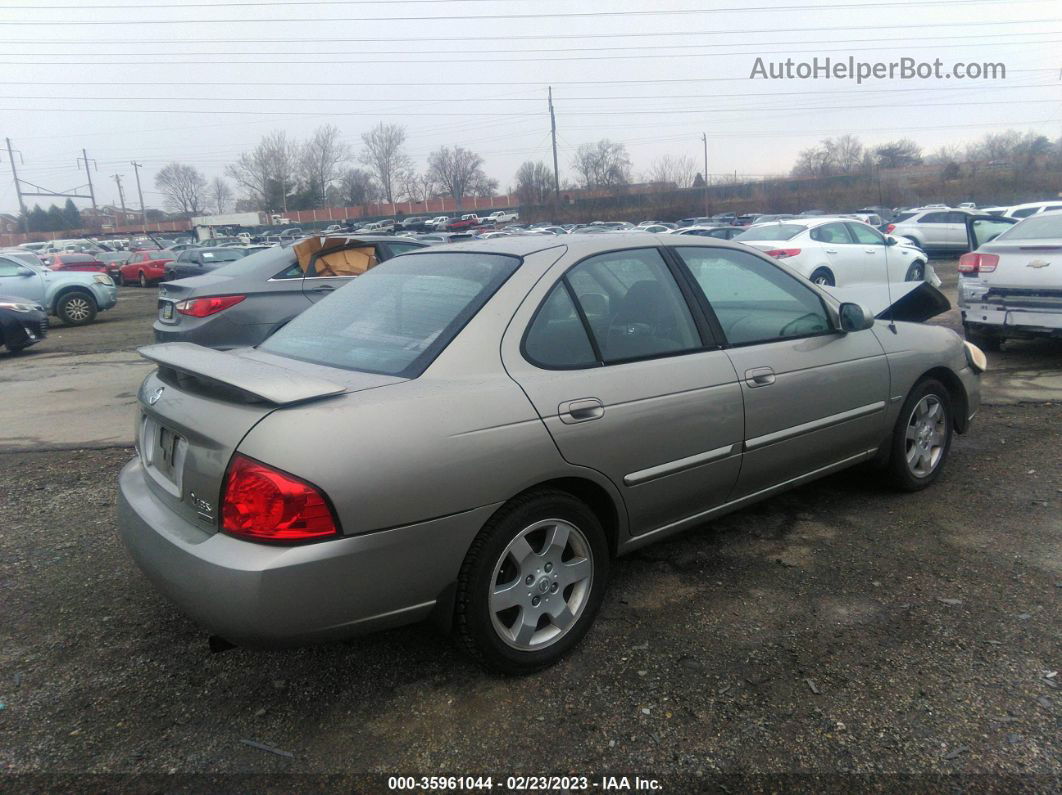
[888,208,976,255]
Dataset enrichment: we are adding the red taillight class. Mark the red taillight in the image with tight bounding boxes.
[175,294,245,318]
[764,248,801,259]
[221,454,338,543]
[958,253,999,275]
[884,224,896,234]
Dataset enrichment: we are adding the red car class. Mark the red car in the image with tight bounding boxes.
[49,253,107,273]
[118,250,175,287]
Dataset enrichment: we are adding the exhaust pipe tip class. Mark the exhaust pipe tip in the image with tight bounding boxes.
[208,635,237,654]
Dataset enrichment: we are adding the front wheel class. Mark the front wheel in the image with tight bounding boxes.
[56,292,97,326]
[888,378,953,491]
[905,261,926,282]
[810,267,835,287]
[455,490,610,674]
[138,271,148,288]
[115,271,125,287]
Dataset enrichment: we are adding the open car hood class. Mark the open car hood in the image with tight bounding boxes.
[824,281,951,323]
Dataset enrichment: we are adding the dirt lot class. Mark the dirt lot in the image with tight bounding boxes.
[0,273,1059,790]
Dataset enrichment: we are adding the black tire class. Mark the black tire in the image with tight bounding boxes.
[455,489,610,675]
[56,291,97,326]
[138,271,148,288]
[810,268,835,287]
[963,322,1002,352]
[887,378,953,491]
[115,271,125,287]
[905,260,926,282]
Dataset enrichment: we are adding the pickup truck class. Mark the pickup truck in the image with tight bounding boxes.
[446,214,483,231]
[486,210,519,223]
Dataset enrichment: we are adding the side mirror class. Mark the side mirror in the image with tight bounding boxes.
[838,302,875,333]
[17,266,35,277]
[884,235,897,246]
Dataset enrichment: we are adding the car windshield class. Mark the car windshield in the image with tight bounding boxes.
[259,252,520,377]
[996,213,1062,241]
[734,224,806,241]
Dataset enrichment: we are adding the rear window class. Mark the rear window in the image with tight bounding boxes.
[259,252,520,377]
[891,212,916,224]
[733,224,806,242]
[995,213,1062,241]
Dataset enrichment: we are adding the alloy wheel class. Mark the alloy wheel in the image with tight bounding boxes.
[64,297,91,322]
[489,519,593,651]
[905,395,947,478]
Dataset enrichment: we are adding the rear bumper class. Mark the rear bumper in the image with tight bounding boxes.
[959,280,1062,336]
[117,457,496,646]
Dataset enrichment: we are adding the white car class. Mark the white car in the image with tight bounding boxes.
[486,210,519,223]
[733,217,931,287]
[998,200,1062,220]
[959,211,1062,349]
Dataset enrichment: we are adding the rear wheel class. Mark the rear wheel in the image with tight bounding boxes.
[115,271,125,286]
[56,292,97,326]
[888,378,953,491]
[138,271,148,288]
[455,490,609,674]
[905,260,926,281]
[810,267,835,287]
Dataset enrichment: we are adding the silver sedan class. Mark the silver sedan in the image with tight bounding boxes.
[117,234,984,673]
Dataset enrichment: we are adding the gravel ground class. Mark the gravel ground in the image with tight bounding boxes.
[0,273,1059,791]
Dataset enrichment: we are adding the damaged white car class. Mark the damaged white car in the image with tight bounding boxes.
[959,212,1062,350]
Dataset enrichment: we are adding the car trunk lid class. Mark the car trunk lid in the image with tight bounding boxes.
[134,343,405,530]
[978,240,1062,292]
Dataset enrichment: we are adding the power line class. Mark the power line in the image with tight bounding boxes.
[1,97,1057,117]
[10,37,1061,65]
[0,0,1024,25]
[8,82,1055,106]
[9,28,1059,56]
[8,17,1056,44]
[4,69,1051,88]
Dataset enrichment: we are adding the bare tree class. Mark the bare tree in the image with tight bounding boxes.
[226,130,299,212]
[874,139,923,170]
[359,122,411,204]
[300,124,351,207]
[830,134,865,174]
[339,167,379,206]
[570,140,631,190]
[208,176,233,215]
[154,162,207,217]
[427,146,490,208]
[469,171,499,198]
[400,170,437,203]
[646,154,696,188]
[514,160,554,205]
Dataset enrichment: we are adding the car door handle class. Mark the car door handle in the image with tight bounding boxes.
[825,249,838,254]
[744,367,776,388]
[865,249,877,254]
[558,398,605,424]
[309,283,336,291]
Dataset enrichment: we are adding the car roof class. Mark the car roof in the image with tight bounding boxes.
[409,232,752,259]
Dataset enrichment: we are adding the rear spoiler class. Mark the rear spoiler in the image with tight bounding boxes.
[138,343,347,406]
[824,281,951,323]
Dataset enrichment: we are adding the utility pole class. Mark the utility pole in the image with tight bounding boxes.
[6,138,28,233]
[112,173,127,221]
[701,132,709,217]
[78,149,97,211]
[130,161,146,232]
[548,86,560,201]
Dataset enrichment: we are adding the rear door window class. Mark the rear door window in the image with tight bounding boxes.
[523,284,598,369]
[919,212,949,223]
[563,248,701,364]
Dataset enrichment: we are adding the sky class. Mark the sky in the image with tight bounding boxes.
[0,0,1060,215]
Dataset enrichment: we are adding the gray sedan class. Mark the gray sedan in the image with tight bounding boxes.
[118,234,984,673]
[153,235,427,349]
